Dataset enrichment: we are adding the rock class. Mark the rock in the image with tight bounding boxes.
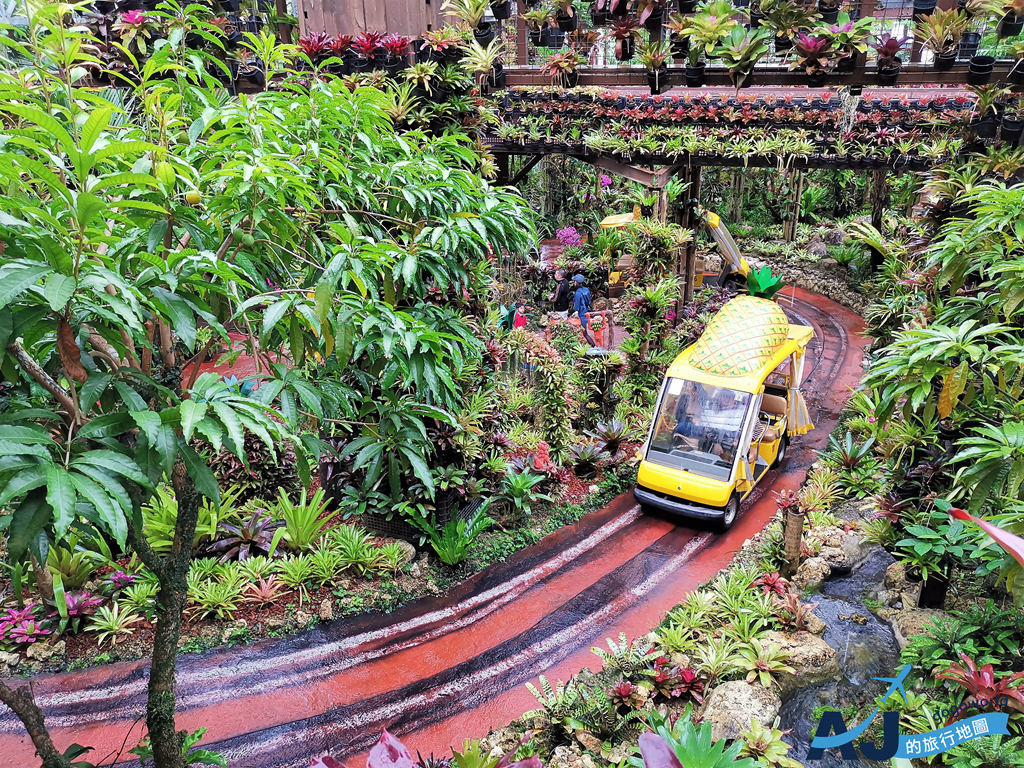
[761,631,840,698]
[804,611,826,635]
[425,579,442,596]
[581,755,598,768]
[0,650,21,668]
[392,540,417,564]
[891,608,946,649]
[408,562,422,579]
[606,744,630,764]
[295,610,314,629]
[806,238,828,259]
[900,585,922,609]
[821,258,839,268]
[265,616,288,631]
[575,731,603,754]
[792,557,830,591]
[26,640,65,662]
[698,680,781,742]
[318,598,334,622]
[551,745,585,768]
[824,228,844,245]
[885,562,909,590]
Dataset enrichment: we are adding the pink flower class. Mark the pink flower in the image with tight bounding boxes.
[600,174,612,188]
[664,309,676,321]
[9,619,51,645]
[555,226,583,248]
[120,10,147,25]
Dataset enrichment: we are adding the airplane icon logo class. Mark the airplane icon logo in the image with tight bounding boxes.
[874,664,912,704]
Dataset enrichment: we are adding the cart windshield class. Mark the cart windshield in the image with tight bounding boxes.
[646,378,752,481]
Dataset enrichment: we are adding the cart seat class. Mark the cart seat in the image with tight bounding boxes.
[761,394,787,416]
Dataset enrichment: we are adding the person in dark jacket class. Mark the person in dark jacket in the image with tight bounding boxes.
[550,269,571,320]
[572,274,596,347]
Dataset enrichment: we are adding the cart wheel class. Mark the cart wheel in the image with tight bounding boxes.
[716,494,741,532]
[773,435,790,468]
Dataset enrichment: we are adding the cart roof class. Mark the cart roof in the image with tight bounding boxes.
[666,295,813,393]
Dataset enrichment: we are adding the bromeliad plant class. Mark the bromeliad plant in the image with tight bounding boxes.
[716,26,772,90]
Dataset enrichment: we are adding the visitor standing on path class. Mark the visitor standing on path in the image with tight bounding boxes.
[550,269,571,320]
[572,274,596,347]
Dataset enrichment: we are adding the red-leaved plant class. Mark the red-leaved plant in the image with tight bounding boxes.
[311,731,543,768]
[351,32,384,58]
[934,653,1024,723]
[753,571,789,596]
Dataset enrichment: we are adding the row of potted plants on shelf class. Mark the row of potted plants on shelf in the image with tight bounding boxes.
[524,0,1024,92]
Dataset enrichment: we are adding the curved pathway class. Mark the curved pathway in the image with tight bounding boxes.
[0,287,868,768]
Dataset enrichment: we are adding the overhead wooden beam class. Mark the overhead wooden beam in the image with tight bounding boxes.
[509,154,543,186]
[576,156,685,188]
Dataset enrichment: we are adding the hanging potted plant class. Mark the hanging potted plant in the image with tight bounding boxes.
[870,32,909,85]
[716,25,771,90]
[421,27,468,63]
[665,12,691,59]
[492,0,513,21]
[592,0,611,26]
[638,37,673,93]
[825,12,873,73]
[997,0,1024,37]
[790,32,835,86]
[912,0,938,23]
[381,34,412,77]
[638,0,669,34]
[968,84,1008,139]
[111,9,156,60]
[554,0,579,31]
[759,0,820,53]
[351,32,382,71]
[1001,96,1024,145]
[680,2,738,85]
[817,0,840,25]
[443,0,496,46]
[600,0,631,18]
[405,60,439,100]
[524,9,551,45]
[957,0,986,59]
[1009,41,1024,85]
[461,38,504,92]
[608,16,643,60]
[915,8,968,71]
[541,49,584,86]
[568,28,601,57]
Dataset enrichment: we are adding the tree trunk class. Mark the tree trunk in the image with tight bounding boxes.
[782,509,805,577]
[0,682,71,768]
[145,463,201,768]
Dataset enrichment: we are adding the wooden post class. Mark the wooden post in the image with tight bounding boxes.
[675,165,702,319]
[730,170,744,223]
[275,0,292,43]
[495,154,510,186]
[516,0,528,66]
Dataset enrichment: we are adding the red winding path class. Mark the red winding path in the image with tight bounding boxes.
[0,287,867,768]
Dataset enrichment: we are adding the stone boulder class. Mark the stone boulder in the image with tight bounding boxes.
[792,557,830,591]
[698,680,781,742]
[804,610,827,635]
[761,631,840,698]
[26,640,65,663]
[890,608,946,650]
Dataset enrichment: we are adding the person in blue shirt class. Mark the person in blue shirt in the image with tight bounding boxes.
[572,274,596,347]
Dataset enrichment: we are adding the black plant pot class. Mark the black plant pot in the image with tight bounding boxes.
[529,28,543,46]
[998,12,1024,37]
[1001,117,1023,146]
[611,0,629,17]
[685,61,706,87]
[967,54,995,86]
[475,22,496,47]
[413,39,427,63]
[774,34,792,53]
[818,4,840,24]
[591,7,610,25]
[563,70,580,88]
[934,51,956,70]
[1011,60,1024,85]
[971,113,999,139]
[877,60,901,85]
[679,0,698,10]
[750,9,764,27]
[556,12,578,32]
[734,68,755,88]
[807,69,828,87]
[836,48,859,72]
[918,572,949,609]
[912,0,937,21]
[351,55,372,73]
[647,66,669,94]
[644,9,664,34]
[384,55,408,78]
[548,28,566,47]
[492,0,512,20]
[617,38,635,61]
[958,31,981,60]
[670,33,690,59]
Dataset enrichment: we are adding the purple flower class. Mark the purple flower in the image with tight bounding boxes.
[830,21,854,34]
[63,592,105,617]
[120,10,147,25]
[8,619,51,645]
[665,309,677,321]
[600,174,612,188]
[556,226,583,248]
[109,571,136,590]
